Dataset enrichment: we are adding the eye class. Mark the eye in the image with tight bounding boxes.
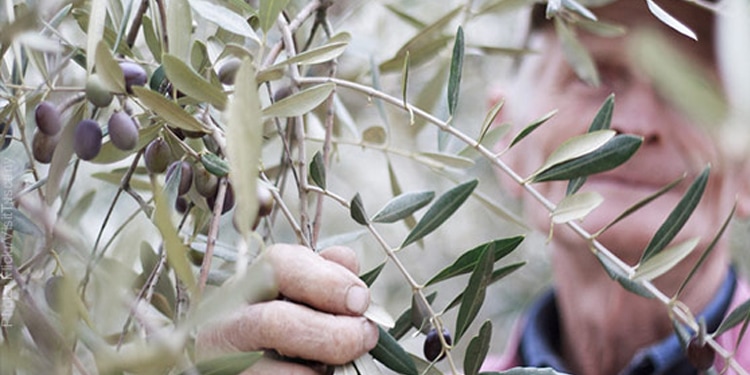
[596,62,631,93]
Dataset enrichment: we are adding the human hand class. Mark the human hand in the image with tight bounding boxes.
[196,244,380,374]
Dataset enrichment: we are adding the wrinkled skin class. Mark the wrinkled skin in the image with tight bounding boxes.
[196,245,378,375]
[494,2,750,374]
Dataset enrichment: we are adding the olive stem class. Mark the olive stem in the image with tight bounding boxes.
[297,75,748,375]
[261,0,325,69]
[262,173,312,249]
[277,14,315,249]
[312,40,339,249]
[305,184,461,373]
[197,177,229,295]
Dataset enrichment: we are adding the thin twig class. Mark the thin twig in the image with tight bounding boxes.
[197,177,228,295]
[125,0,150,48]
[297,75,749,375]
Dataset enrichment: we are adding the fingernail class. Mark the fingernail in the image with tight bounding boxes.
[346,285,370,314]
[362,320,379,350]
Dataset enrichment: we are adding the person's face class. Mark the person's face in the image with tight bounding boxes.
[502,2,745,264]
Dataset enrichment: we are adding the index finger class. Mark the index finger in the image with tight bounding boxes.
[265,244,370,316]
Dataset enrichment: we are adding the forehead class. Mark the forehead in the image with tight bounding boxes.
[592,0,715,41]
[528,0,717,70]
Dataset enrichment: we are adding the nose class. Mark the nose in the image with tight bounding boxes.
[609,82,667,146]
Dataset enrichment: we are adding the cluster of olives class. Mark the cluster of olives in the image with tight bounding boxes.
[32,104,140,163]
[32,101,63,163]
[423,328,452,362]
[31,61,148,164]
[86,61,148,108]
[143,137,236,216]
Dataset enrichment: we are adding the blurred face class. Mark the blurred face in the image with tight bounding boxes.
[503,2,743,265]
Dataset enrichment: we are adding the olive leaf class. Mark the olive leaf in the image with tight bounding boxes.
[190,0,259,43]
[258,0,290,33]
[410,293,433,334]
[640,166,709,263]
[271,32,351,67]
[567,93,615,195]
[309,151,326,189]
[262,83,335,118]
[371,191,434,223]
[200,152,230,177]
[400,179,478,248]
[94,41,125,93]
[594,175,685,238]
[713,298,750,337]
[369,326,418,375]
[86,0,106,74]
[389,292,437,340]
[478,99,505,144]
[551,191,603,224]
[508,109,557,150]
[46,101,86,204]
[645,0,697,40]
[464,320,492,375]
[594,251,654,299]
[360,262,386,287]
[676,203,735,299]
[153,169,196,290]
[166,0,192,61]
[379,5,463,72]
[531,134,642,182]
[1,207,41,236]
[632,237,699,281]
[132,87,211,133]
[350,193,369,226]
[444,262,526,312]
[529,129,615,181]
[162,53,227,110]
[447,26,464,116]
[455,244,493,343]
[426,236,524,286]
[555,17,600,86]
[226,58,263,239]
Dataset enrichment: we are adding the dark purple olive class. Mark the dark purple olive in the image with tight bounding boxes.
[207,183,234,215]
[218,59,241,85]
[107,112,139,151]
[175,196,189,214]
[34,101,62,135]
[686,336,715,371]
[32,130,60,164]
[73,119,103,161]
[423,328,451,362]
[166,161,193,196]
[257,184,274,217]
[144,138,172,173]
[120,61,147,93]
[193,163,218,198]
[1,122,12,151]
[85,74,114,107]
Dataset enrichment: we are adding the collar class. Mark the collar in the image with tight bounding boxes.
[519,267,737,375]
